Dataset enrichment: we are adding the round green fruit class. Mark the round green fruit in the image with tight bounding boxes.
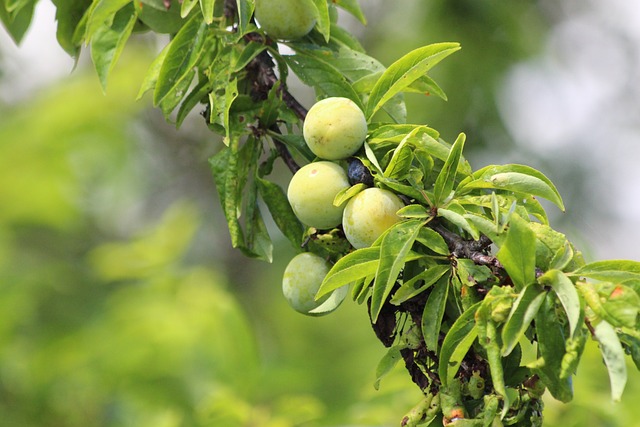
[303,97,368,160]
[342,188,405,249]
[287,161,350,230]
[255,0,317,41]
[282,252,346,316]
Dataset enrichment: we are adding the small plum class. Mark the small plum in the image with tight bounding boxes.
[255,0,317,41]
[303,97,368,160]
[287,161,350,230]
[342,187,405,248]
[282,252,345,316]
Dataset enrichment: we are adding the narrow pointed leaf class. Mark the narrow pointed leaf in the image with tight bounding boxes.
[317,247,380,298]
[539,269,581,338]
[422,273,450,353]
[496,213,537,290]
[370,220,424,322]
[439,301,481,387]
[365,42,460,119]
[501,284,546,356]
[593,320,627,402]
[433,132,465,206]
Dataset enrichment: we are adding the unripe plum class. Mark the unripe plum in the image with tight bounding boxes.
[282,252,345,316]
[287,161,350,230]
[342,187,405,249]
[303,97,368,160]
[255,0,317,41]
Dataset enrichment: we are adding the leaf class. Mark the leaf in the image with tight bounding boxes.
[137,43,170,99]
[90,5,137,91]
[333,183,365,207]
[175,78,211,127]
[384,144,414,180]
[433,132,465,206]
[308,285,348,315]
[374,345,403,390]
[532,292,573,403]
[284,52,363,108]
[496,213,537,291]
[572,260,640,285]
[0,0,35,44]
[370,220,425,322]
[422,273,450,354]
[538,269,581,338]
[439,301,481,387]
[199,0,215,23]
[593,320,627,402]
[51,0,91,56]
[334,0,366,24]
[416,228,449,256]
[85,0,131,41]
[181,0,199,17]
[437,208,479,240]
[501,284,546,356]
[235,0,254,34]
[316,247,381,298]
[257,178,304,250]
[365,42,460,119]
[397,204,430,219]
[309,0,330,42]
[153,14,207,106]
[457,164,565,212]
[391,264,450,305]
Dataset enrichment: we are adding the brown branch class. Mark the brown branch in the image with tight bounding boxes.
[431,223,501,269]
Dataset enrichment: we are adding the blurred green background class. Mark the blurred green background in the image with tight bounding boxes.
[1,1,639,426]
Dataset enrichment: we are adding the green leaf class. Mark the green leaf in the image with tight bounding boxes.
[309,0,329,42]
[374,345,403,390]
[365,42,460,119]
[538,269,581,338]
[85,0,131,41]
[439,301,481,387]
[51,0,91,56]
[317,247,380,298]
[257,178,304,250]
[496,213,537,290]
[0,0,35,44]
[370,220,425,322]
[175,78,211,128]
[433,132,465,206]
[235,0,254,34]
[199,0,215,23]
[137,43,170,99]
[422,273,450,353]
[181,0,199,17]
[457,164,565,212]
[136,0,185,34]
[153,14,207,106]
[532,293,573,402]
[333,183,365,207]
[384,144,414,180]
[416,227,449,255]
[572,260,640,285]
[333,0,366,24]
[90,5,137,91]
[437,208,479,240]
[391,264,449,305]
[593,320,627,402]
[397,204,430,219]
[501,284,546,356]
[284,52,363,108]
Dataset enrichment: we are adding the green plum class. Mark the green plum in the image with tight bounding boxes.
[303,97,368,160]
[282,252,346,316]
[255,0,317,41]
[287,161,350,230]
[342,187,405,248]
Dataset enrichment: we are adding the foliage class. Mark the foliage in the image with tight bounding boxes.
[2,1,640,426]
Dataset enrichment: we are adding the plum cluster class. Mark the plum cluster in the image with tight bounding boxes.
[282,97,405,315]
